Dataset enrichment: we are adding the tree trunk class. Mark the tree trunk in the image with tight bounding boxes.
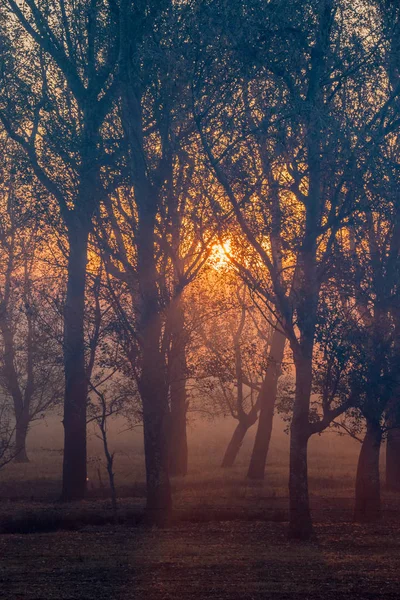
[140,312,172,523]
[0,281,31,464]
[14,413,29,463]
[119,39,172,520]
[289,426,312,539]
[139,289,172,524]
[61,224,89,502]
[169,395,188,477]
[289,355,313,540]
[142,381,172,524]
[168,297,188,477]
[247,330,285,479]
[136,206,172,523]
[354,418,382,522]
[222,420,250,468]
[386,428,400,491]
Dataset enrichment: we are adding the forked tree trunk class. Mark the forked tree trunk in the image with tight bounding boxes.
[61,224,89,502]
[289,356,313,540]
[247,330,285,479]
[168,298,188,477]
[386,428,400,491]
[354,418,382,522]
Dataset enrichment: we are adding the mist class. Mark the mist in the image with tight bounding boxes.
[1,0,400,598]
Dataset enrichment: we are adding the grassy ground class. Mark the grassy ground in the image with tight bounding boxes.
[1,423,399,598]
[2,522,400,599]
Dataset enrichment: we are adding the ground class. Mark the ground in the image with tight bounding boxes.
[1,422,399,599]
[2,522,400,599]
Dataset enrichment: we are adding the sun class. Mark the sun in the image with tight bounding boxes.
[210,239,232,269]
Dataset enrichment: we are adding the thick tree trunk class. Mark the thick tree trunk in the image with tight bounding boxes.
[168,298,188,477]
[61,224,89,502]
[289,356,313,540]
[119,39,172,519]
[289,426,311,539]
[142,377,172,524]
[386,428,400,491]
[247,330,285,479]
[169,392,188,477]
[137,207,172,523]
[140,310,172,522]
[354,418,382,522]
[14,413,29,463]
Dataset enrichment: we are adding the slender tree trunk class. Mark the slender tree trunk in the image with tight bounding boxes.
[61,223,89,502]
[0,271,31,464]
[222,420,250,468]
[386,428,400,491]
[354,418,382,522]
[14,265,34,464]
[168,298,188,477]
[289,355,313,540]
[247,330,285,479]
[14,411,29,463]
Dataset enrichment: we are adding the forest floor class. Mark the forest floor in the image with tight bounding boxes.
[1,521,400,599]
[1,435,400,598]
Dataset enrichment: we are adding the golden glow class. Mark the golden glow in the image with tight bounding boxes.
[210,239,232,269]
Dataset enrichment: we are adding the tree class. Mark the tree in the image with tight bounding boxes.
[375,0,400,494]
[192,0,393,538]
[0,395,15,469]
[347,199,400,521]
[0,139,63,462]
[0,0,120,499]
[247,327,286,479]
[194,278,272,468]
[386,426,400,491]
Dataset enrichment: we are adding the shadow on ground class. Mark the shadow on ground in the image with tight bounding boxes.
[1,521,400,600]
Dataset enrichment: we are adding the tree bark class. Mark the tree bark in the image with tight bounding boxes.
[354,417,382,522]
[289,355,313,540]
[247,329,286,479]
[139,305,172,523]
[289,425,312,539]
[137,206,172,523]
[61,223,89,502]
[386,428,400,491]
[222,420,251,468]
[119,10,172,521]
[168,297,188,477]
[169,400,188,477]
[14,411,29,463]
[142,379,172,523]
[0,293,31,464]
